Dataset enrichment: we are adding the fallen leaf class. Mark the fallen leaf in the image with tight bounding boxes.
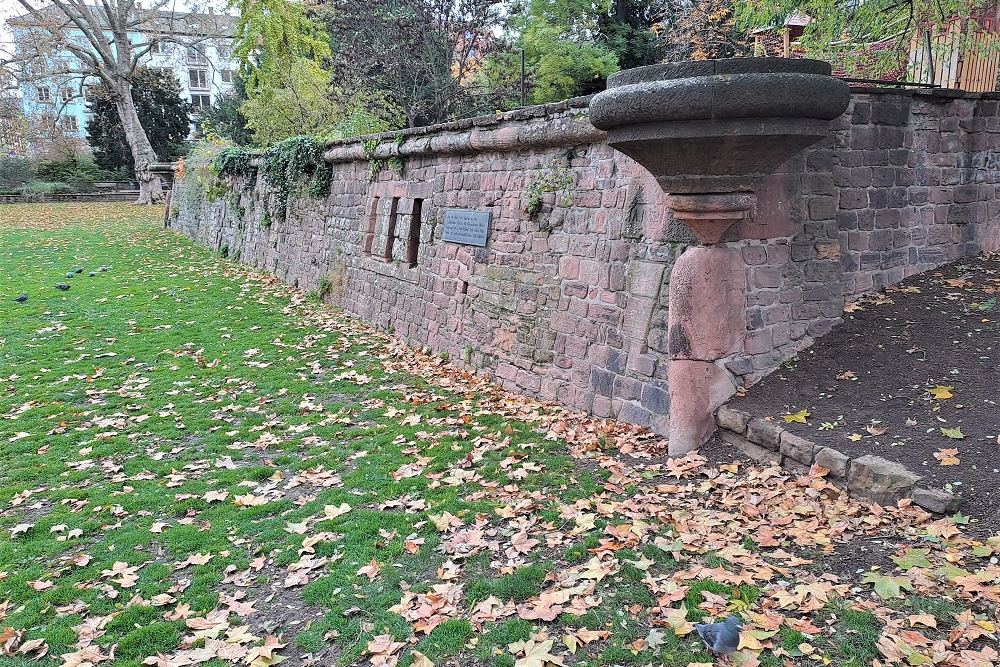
[783,409,810,424]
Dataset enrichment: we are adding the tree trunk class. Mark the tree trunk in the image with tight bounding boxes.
[112,79,164,205]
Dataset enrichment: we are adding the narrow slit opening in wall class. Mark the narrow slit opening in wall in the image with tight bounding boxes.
[407,198,423,267]
[363,196,380,255]
[384,196,400,261]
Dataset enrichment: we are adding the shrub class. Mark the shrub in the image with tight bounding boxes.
[0,156,32,190]
[17,181,75,200]
[33,155,111,191]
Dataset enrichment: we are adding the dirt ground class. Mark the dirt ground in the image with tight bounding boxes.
[730,254,1000,532]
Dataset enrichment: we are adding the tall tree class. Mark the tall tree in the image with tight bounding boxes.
[87,67,191,171]
[596,0,672,70]
[315,0,502,128]
[669,0,750,60]
[227,0,344,143]
[3,1,228,203]
[478,0,620,106]
[199,76,252,146]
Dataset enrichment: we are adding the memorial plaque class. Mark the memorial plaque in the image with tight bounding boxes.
[442,209,491,247]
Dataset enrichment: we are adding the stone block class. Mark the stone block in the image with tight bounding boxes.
[719,430,780,465]
[847,455,921,505]
[640,384,669,413]
[746,417,782,451]
[667,247,747,360]
[715,405,750,434]
[814,446,849,478]
[911,487,961,514]
[782,457,810,475]
[629,260,666,298]
[779,431,815,465]
[667,359,737,456]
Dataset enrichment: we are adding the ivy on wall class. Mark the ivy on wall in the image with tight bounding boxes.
[181,136,334,226]
[259,136,332,218]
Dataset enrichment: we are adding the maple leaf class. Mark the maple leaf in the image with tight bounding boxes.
[940,427,965,440]
[203,490,229,503]
[863,572,913,599]
[892,548,932,570]
[783,409,810,424]
[366,634,405,664]
[322,503,351,519]
[10,523,32,537]
[509,639,565,667]
[579,556,616,582]
[933,448,961,466]
[644,628,666,650]
[908,614,937,629]
[410,651,434,667]
[928,385,954,400]
[357,559,381,580]
[284,521,309,535]
[245,635,286,667]
[847,433,863,442]
[662,605,694,635]
[866,423,888,436]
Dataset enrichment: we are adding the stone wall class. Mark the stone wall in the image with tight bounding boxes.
[169,88,1000,435]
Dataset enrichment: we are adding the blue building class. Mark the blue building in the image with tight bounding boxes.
[7,6,237,154]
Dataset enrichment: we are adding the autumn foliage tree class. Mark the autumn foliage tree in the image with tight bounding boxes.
[669,0,751,60]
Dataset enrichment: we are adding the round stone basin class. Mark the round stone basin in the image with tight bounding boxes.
[589,57,851,194]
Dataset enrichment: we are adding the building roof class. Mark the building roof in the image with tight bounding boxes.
[8,5,237,39]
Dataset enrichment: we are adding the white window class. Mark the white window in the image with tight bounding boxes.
[36,86,51,103]
[221,69,233,84]
[60,86,74,103]
[150,40,171,54]
[187,47,208,65]
[61,115,79,131]
[188,69,209,90]
[190,94,211,111]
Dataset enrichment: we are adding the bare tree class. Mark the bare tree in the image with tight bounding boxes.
[3,1,231,203]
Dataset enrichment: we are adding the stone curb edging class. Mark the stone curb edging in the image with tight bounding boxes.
[715,405,961,514]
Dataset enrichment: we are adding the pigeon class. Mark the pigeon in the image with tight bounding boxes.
[55,283,70,291]
[14,294,28,303]
[65,272,74,278]
[73,267,83,273]
[89,272,97,277]
[694,614,743,654]
[100,266,108,272]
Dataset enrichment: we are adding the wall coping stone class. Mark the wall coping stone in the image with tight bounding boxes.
[203,87,1000,169]
[714,405,960,514]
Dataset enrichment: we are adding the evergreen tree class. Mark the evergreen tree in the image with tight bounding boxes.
[200,78,253,147]
[86,68,191,172]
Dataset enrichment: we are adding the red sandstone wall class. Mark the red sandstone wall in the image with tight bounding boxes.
[169,90,1000,434]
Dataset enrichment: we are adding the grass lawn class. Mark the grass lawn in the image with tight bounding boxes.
[1,203,997,667]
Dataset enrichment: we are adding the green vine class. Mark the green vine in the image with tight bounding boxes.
[362,134,404,181]
[176,136,344,229]
[260,136,332,220]
[524,159,575,217]
[211,146,257,224]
